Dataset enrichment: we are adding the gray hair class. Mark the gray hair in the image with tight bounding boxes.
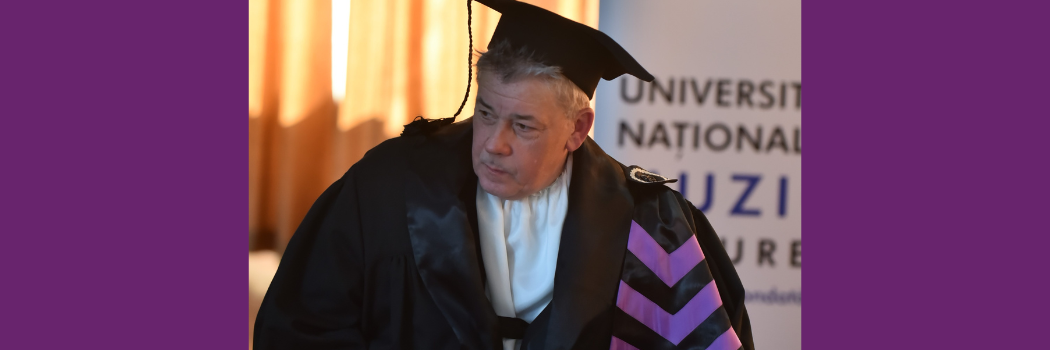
[475,40,590,119]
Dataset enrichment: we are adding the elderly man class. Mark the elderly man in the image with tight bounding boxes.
[254,1,752,349]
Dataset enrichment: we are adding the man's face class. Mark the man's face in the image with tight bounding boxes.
[472,73,577,200]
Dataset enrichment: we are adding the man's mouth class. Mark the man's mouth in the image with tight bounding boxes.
[483,163,508,176]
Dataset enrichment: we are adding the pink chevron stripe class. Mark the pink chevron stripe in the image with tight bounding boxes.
[615,280,723,345]
[627,220,705,286]
[706,328,743,350]
[609,336,640,350]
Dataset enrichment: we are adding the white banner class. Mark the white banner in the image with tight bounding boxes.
[595,1,801,349]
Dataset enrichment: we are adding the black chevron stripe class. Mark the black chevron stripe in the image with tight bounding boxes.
[621,251,714,314]
[634,202,697,253]
[612,305,734,350]
[611,307,677,350]
[675,305,734,349]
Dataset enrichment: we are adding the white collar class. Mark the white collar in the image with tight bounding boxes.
[476,154,573,349]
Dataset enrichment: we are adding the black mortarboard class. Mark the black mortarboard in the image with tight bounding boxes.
[475,0,654,99]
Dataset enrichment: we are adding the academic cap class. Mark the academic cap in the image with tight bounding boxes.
[475,0,654,99]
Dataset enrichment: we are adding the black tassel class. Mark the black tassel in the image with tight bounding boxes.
[451,0,473,119]
[401,116,457,137]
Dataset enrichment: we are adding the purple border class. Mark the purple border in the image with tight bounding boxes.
[5,0,1049,349]
[3,1,241,348]
[808,0,1049,349]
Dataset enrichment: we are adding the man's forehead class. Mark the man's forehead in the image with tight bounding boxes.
[476,77,556,112]
[477,96,538,121]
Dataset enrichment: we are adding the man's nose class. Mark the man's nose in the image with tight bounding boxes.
[485,122,513,156]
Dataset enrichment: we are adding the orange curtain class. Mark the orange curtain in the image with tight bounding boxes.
[248,0,600,253]
[249,0,336,253]
[249,1,599,347]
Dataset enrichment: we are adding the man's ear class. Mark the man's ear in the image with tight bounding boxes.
[566,107,594,152]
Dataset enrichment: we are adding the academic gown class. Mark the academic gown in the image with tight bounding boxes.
[253,117,754,350]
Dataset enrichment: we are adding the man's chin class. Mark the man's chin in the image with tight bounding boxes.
[478,179,520,200]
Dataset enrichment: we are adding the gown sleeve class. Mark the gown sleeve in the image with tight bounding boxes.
[253,168,367,349]
[680,193,756,350]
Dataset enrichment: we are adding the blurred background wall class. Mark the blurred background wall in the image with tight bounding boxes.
[247,1,599,348]
[593,1,801,348]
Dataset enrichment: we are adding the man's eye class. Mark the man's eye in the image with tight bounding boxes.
[515,123,533,131]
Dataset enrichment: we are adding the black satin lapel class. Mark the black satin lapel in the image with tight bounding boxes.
[404,122,499,350]
[543,138,634,350]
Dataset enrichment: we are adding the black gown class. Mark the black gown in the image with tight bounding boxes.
[253,117,753,350]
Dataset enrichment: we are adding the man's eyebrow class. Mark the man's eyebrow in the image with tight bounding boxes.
[510,114,536,122]
[477,97,493,110]
[476,97,539,125]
